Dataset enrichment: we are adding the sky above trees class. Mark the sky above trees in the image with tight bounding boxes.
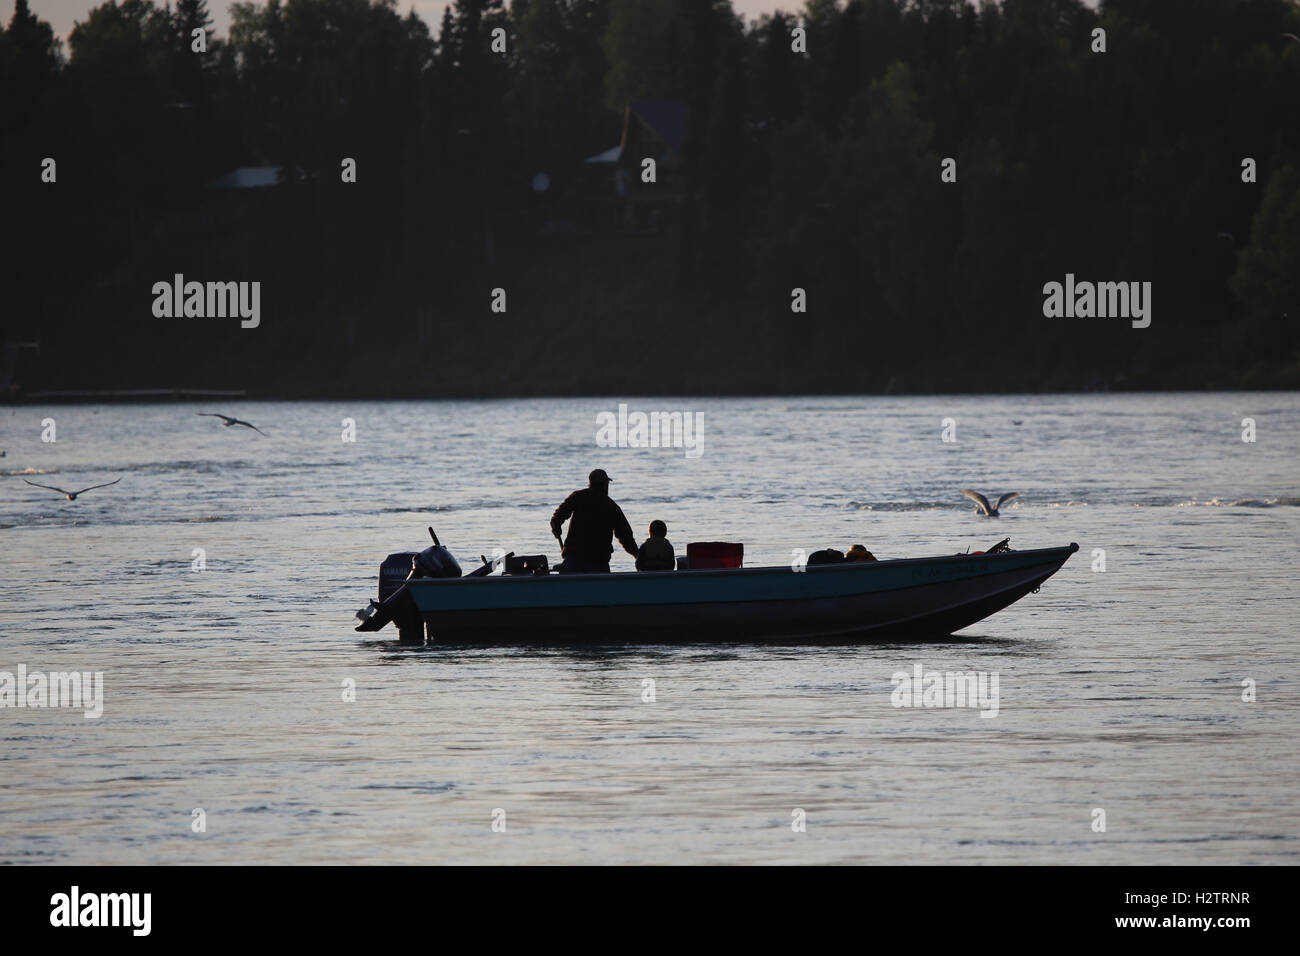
[35,0,801,40]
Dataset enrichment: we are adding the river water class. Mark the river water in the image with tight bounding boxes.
[1,393,1297,864]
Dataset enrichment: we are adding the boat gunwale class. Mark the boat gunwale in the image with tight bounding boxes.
[403,542,1081,587]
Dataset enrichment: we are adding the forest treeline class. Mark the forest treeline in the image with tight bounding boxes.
[2,0,1299,397]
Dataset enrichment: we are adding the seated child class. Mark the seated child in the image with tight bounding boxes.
[636,520,676,571]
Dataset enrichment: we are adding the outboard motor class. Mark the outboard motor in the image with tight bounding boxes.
[357,528,461,644]
[413,539,462,580]
[379,552,419,602]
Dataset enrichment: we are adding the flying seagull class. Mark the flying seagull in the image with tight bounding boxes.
[961,489,1019,517]
[23,476,123,501]
[197,412,267,436]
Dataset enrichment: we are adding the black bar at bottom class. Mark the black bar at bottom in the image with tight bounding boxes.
[0,865,1279,943]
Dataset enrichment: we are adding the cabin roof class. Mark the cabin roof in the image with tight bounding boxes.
[627,99,688,157]
[583,144,622,165]
[584,99,690,167]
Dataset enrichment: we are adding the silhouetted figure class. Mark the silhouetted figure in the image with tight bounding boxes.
[636,520,675,571]
[551,469,639,573]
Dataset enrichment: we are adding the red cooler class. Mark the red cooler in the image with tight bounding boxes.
[686,541,744,569]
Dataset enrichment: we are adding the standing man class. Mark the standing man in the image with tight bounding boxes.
[551,469,640,573]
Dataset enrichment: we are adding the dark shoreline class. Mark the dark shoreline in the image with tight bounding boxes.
[5,384,1299,405]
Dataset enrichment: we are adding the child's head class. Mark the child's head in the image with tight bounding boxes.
[648,520,667,538]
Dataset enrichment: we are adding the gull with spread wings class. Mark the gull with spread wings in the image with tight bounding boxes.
[23,476,123,501]
[197,412,268,436]
[961,489,1020,517]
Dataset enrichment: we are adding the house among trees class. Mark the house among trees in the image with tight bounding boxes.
[583,99,688,233]
[201,165,299,230]
[204,166,283,190]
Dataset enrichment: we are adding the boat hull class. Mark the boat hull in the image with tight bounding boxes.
[403,544,1079,644]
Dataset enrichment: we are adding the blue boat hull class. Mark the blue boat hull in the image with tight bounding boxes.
[404,544,1079,643]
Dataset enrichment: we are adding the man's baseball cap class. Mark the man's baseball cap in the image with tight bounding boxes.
[589,469,612,484]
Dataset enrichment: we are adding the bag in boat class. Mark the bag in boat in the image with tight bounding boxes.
[807,548,845,565]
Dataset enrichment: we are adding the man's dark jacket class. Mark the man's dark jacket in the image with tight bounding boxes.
[551,488,638,565]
